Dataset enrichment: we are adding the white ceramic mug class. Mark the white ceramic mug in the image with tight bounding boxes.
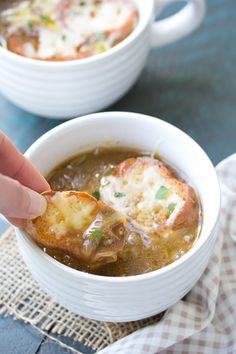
[0,0,206,119]
[16,111,220,322]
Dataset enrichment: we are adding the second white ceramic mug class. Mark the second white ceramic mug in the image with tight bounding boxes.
[0,0,206,118]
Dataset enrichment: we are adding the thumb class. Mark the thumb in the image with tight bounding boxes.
[0,174,47,219]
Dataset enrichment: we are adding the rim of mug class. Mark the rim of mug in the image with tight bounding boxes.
[18,111,221,283]
[0,0,154,67]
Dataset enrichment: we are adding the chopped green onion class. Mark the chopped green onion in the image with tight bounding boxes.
[167,202,176,213]
[92,190,100,200]
[89,229,103,239]
[155,186,169,200]
[114,192,125,198]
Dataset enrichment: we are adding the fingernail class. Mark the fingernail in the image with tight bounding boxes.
[27,190,47,219]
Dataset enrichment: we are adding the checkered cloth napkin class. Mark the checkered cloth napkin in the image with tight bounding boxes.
[99,154,236,354]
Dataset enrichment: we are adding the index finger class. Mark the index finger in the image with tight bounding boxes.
[0,131,50,192]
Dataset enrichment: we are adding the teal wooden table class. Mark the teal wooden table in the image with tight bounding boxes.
[0,0,236,352]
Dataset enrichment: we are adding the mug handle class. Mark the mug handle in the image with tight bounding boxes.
[151,0,206,47]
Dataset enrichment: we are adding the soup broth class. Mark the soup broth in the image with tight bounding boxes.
[45,148,201,276]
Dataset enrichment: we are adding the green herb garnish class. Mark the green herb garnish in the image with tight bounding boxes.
[92,190,100,200]
[28,21,34,30]
[40,14,51,21]
[93,42,106,53]
[167,202,176,213]
[114,192,125,198]
[61,34,66,41]
[39,14,57,30]
[155,186,169,200]
[89,229,103,239]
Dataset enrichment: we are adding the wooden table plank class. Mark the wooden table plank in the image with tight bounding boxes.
[37,336,94,354]
[0,317,44,354]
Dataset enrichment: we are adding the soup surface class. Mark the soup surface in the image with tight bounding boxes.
[44,148,201,276]
[0,0,138,60]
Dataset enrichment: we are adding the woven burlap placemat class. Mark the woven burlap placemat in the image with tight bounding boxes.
[0,228,163,353]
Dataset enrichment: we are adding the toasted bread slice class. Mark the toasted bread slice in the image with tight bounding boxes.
[99,157,199,234]
[24,191,126,266]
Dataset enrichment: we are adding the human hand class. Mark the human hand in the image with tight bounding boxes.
[0,132,50,227]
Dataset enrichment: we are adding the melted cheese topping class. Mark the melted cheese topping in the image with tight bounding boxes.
[100,161,185,233]
[1,0,137,59]
[49,192,97,233]
[38,192,98,240]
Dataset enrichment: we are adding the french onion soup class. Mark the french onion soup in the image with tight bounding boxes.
[0,0,138,61]
[24,148,201,276]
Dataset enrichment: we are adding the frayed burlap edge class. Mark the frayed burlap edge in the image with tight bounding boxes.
[0,228,163,353]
